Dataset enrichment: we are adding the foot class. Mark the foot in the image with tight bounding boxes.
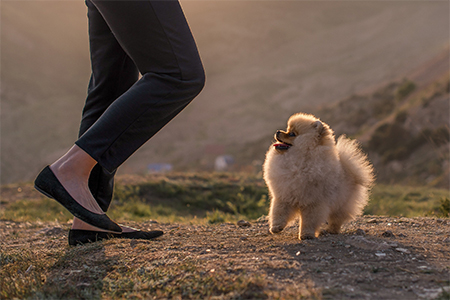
[50,145,103,215]
[269,224,285,234]
[300,234,316,240]
[68,226,164,246]
[72,217,138,233]
[326,224,342,234]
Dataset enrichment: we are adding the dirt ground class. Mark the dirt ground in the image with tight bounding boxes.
[1,215,449,299]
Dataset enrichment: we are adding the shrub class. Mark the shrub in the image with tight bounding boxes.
[394,110,408,124]
[368,123,412,155]
[438,198,450,217]
[395,79,416,100]
[430,126,450,146]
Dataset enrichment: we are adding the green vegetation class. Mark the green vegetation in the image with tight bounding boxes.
[365,184,450,217]
[395,79,416,100]
[0,173,270,225]
[0,196,73,223]
[110,173,269,224]
[1,173,448,224]
[368,118,450,163]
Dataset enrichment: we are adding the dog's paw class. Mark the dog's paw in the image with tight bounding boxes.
[269,225,284,234]
[326,225,341,234]
[299,234,316,240]
[319,229,330,236]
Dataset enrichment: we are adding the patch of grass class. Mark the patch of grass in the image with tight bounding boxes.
[111,173,269,223]
[32,242,114,300]
[436,198,450,217]
[365,184,450,217]
[1,173,448,225]
[1,234,319,300]
[0,197,73,222]
[101,258,269,299]
[395,79,416,100]
[0,247,62,299]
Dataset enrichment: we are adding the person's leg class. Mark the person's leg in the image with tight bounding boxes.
[82,0,140,213]
[37,0,204,233]
[75,0,205,173]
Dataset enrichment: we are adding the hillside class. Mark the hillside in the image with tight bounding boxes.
[1,1,449,184]
[315,49,450,189]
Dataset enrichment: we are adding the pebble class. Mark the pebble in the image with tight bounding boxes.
[237,220,251,227]
[355,229,366,236]
[382,230,395,237]
[395,248,410,254]
[39,227,65,236]
[256,215,269,223]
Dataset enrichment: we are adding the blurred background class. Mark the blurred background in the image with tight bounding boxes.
[1,0,449,188]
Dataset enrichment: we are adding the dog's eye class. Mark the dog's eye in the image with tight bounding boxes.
[288,132,296,137]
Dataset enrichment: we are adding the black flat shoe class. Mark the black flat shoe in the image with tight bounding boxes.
[68,229,164,246]
[34,166,122,233]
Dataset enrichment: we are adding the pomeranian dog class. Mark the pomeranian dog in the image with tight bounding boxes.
[263,112,374,240]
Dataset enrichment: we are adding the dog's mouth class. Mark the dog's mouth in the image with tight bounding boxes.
[273,142,292,151]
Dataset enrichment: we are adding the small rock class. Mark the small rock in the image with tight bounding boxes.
[382,230,395,238]
[237,220,251,227]
[240,236,248,241]
[442,237,450,243]
[395,248,410,254]
[375,252,386,257]
[355,229,366,236]
[398,233,407,237]
[41,227,64,236]
[256,215,269,223]
[130,240,138,248]
[347,236,390,250]
[367,218,378,223]
[76,283,91,287]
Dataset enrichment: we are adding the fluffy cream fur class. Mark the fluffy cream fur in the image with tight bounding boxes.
[263,112,375,240]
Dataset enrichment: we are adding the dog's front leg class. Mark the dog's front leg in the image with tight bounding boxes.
[298,204,329,240]
[269,200,296,234]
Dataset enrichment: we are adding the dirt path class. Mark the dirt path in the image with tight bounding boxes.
[1,216,449,299]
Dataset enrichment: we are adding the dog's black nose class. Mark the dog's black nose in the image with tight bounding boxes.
[275,130,282,141]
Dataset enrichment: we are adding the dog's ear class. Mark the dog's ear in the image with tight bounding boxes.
[312,120,324,134]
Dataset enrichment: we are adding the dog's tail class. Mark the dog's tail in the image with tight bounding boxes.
[336,135,375,189]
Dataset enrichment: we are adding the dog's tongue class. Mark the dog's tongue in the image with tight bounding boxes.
[274,143,291,150]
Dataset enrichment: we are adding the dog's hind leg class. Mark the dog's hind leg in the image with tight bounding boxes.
[299,204,329,240]
[326,209,351,234]
[269,200,296,234]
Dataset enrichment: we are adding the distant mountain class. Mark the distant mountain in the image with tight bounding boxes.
[1,1,449,184]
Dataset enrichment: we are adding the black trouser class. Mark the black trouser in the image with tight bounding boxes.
[76,0,205,211]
